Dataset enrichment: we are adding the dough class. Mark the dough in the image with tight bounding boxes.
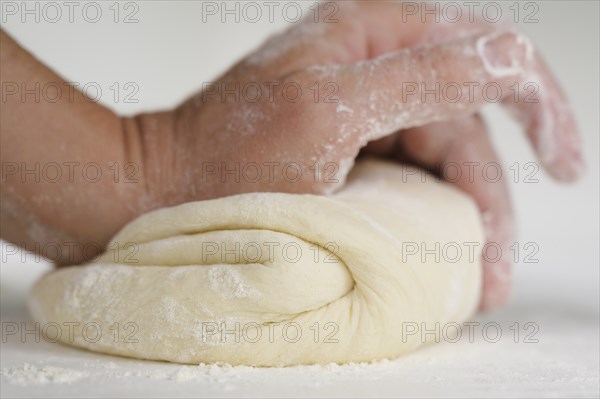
[28,160,483,366]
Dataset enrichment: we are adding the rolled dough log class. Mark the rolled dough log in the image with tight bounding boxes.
[28,160,483,366]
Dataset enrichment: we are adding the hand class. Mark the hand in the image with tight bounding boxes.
[146,2,581,309]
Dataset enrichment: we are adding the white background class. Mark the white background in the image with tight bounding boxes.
[1,1,599,397]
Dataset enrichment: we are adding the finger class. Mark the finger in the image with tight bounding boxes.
[397,115,515,310]
[241,1,494,74]
[306,31,581,182]
[501,53,584,181]
[356,1,496,54]
[246,2,583,183]
[355,3,584,181]
[315,31,532,145]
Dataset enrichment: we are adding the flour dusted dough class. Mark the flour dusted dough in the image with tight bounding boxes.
[29,160,483,366]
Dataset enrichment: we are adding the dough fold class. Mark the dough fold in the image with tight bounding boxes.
[29,160,483,366]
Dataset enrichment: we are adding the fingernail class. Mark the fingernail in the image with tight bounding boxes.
[570,155,586,179]
[563,134,587,181]
[551,153,586,182]
[477,31,532,77]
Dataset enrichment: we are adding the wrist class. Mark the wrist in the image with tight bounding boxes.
[119,111,179,213]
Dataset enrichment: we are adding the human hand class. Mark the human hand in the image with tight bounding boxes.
[140,1,582,309]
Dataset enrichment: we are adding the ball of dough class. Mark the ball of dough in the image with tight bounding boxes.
[29,160,483,366]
